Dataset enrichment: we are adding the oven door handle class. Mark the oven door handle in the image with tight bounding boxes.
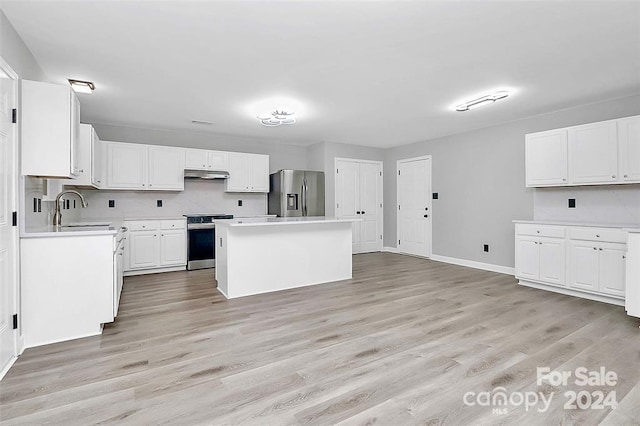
[187,224,216,230]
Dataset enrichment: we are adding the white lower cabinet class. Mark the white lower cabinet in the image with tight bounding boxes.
[515,235,565,286]
[516,223,627,304]
[568,240,626,297]
[124,219,186,274]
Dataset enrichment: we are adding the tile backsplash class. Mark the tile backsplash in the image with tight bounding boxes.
[79,179,267,220]
[533,185,640,225]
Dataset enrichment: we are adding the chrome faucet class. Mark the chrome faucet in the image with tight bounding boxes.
[53,190,88,227]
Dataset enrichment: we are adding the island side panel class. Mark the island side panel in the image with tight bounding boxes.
[21,235,114,348]
[225,222,352,299]
[215,225,229,298]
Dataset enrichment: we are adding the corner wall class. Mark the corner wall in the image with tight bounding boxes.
[384,94,640,268]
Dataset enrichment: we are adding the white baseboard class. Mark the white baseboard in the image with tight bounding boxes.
[382,246,399,253]
[518,279,625,307]
[429,254,515,276]
[124,265,186,277]
[0,356,17,381]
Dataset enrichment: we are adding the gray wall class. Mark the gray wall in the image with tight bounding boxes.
[384,94,640,268]
[91,123,309,173]
[0,10,47,81]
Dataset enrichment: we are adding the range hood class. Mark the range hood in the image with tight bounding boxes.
[184,169,230,180]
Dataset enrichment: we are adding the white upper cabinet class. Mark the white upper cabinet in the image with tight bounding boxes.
[21,80,80,178]
[148,146,185,190]
[92,133,106,188]
[225,152,269,192]
[525,115,640,187]
[73,124,101,187]
[185,148,229,171]
[106,142,184,190]
[618,115,640,182]
[106,142,148,189]
[568,121,617,184]
[525,129,568,187]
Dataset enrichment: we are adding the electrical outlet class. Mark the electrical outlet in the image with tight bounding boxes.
[432,193,439,200]
[108,200,115,208]
[73,199,76,209]
[65,199,70,210]
[157,200,163,207]
[33,197,37,213]
[568,198,576,208]
[483,244,489,252]
[238,200,243,207]
[37,198,41,213]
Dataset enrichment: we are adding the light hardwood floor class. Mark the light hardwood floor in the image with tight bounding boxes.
[1,253,639,425]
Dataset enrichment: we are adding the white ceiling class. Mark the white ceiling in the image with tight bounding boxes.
[2,1,639,148]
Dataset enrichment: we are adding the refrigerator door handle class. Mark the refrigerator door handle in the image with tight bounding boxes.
[302,178,308,216]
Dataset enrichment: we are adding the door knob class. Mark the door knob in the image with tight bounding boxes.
[424,214,428,218]
[356,211,361,215]
[361,211,366,214]
[425,207,428,211]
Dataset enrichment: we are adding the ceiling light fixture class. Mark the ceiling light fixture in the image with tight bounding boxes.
[68,79,95,94]
[455,90,510,112]
[257,110,295,127]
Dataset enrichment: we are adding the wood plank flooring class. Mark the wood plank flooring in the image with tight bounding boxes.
[1,253,639,425]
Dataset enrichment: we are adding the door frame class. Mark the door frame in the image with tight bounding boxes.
[0,56,21,380]
[396,155,432,258]
[334,157,384,253]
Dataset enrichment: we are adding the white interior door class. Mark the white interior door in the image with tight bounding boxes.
[358,162,382,253]
[335,159,360,253]
[0,59,18,379]
[397,156,432,257]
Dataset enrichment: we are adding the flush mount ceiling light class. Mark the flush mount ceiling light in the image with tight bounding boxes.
[455,90,510,112]
[68,79,95,94]
[257,110,296,127]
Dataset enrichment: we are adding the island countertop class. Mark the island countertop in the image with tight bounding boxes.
[215,216,360,227]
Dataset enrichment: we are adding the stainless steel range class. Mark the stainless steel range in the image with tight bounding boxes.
[184,214,233,270]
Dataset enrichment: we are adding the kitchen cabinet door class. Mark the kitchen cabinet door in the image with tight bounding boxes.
[92,136,106,188]
[568,121,618,184]
[185,148,209,170]
[538,237,565,286]
[515,236,539,280]
[21,80,80,178]
[106,142,147,189]
[160,230,187,266]
[568,240,599,291]
[128,230,159,269]
[208,151,229,170]
[618,115,640,182]
[75,124,100,187]
[525,129,568,187]
[598,243,626,297]
[248,154,269,192]
[148,146,185,190]
[226,152,249,191]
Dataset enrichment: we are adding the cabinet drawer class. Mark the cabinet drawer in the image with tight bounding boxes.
[160,220,186,230]
[515,224,565,238]
[568,227,626,243]
[126,221,159,231]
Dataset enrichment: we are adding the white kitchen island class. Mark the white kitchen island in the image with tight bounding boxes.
[215,217,357,299]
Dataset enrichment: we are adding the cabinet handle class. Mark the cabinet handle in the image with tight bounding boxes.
[593,247,597,250]
[154,234,157,237]
[79,169,84,173]
[536,230,540,234]
[612,175,616,179]
[596,234,600,238]
[423,214,428,218]
[623,255,626,259]
[624,174,628,178]
[599,248,602,251]
[161,234,164,237]
[562,178,566,182]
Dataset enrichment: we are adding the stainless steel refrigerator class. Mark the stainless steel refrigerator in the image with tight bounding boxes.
[268,170,325,217]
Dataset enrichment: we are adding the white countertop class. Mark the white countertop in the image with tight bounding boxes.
[22,225,119,238]
[513,220,640,231]
[215,216,360,227]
